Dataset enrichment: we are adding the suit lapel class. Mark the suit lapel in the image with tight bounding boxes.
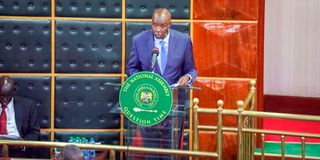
[166,29,176,75]
[13,97,23,136]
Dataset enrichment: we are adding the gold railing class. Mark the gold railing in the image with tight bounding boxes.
[193,79,320,160]
[2,78,320,160]
[193,107,320,160]
[246,111,320,160]
[193,80,257,160]
[0,139,217,159]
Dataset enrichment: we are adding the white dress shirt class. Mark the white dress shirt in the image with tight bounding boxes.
[153,30,193,85]
[154,31,170,74]
[0,98,20,137]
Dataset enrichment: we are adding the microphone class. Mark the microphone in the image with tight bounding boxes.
[151,47,159,72]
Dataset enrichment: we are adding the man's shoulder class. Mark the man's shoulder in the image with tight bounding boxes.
[133,29,152,41]
[14,96,35,106]
[171,29,190,40]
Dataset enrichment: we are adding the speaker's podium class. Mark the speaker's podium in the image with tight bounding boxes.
[120,72,194,160]
[126,86,191,160]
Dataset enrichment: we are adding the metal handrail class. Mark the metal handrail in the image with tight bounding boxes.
[193,100,320,160]
[195,108,320,121]
[254,152,320,160]
[0,140,217,159]
[242,80,256,110]
[192,79,320,160]
[193,98,224,160]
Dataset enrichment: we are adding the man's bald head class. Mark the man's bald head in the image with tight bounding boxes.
[60,144,84,160]
[0,76,15,105]
[152,8,171,23]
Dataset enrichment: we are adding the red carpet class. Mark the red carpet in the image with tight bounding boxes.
[263,118,320,142]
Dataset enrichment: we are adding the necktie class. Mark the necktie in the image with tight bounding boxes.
[0,104,7,134]
[160,41,167,74]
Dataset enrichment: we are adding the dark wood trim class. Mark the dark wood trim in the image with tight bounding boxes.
[264,95,320,115]
[258,0,265,113]
[257,0,265,147]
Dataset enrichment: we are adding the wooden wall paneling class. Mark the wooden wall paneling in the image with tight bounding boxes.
[193,0,258,20]
[194,79,252,126]
[193,0,263,157]
[198,131,237,160]
[193,22,258,78]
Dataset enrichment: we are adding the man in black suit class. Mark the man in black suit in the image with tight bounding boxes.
[0,76,40,157]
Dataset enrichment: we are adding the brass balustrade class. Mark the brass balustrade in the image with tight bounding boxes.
[2,77,320,160]
[192,79,320,160]
[193,104,320,160]
[0,140,217,159]
[193,80,257,160]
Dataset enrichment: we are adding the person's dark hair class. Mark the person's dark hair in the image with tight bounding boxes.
[59,144,84,160]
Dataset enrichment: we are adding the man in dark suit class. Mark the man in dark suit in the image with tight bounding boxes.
[0,76,40,157]
[126,8,197,86]
[126,8,197,159]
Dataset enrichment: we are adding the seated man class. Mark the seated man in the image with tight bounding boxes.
[0,76,40,157]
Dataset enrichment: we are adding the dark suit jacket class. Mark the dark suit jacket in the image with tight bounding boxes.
[6,96,40,157]
[126,29,197,85]
[13,96,40,141]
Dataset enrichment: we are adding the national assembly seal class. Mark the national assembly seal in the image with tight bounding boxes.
[119,71,172,126]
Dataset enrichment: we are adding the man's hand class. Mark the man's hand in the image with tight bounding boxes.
[176,74,190,86]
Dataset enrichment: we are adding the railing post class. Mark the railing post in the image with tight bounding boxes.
[249,80,256,110]
[193,98,200,160]
[1,144,9,157]
[217,100,224,160]
[237,100,244,160]
[249,79,256,160]
[261,133,265,160]
[301,137,305,160]
[281,135,285,160]
[244,129,248,159]
[109,149,116,160]
[250,117,255,160]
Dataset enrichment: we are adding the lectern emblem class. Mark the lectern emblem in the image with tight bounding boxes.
[134,84,158,109]
[119,71,172,126]
[140,91,152,103]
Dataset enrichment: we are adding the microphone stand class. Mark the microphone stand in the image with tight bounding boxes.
[152,64,156,73]
[151,48,159,73]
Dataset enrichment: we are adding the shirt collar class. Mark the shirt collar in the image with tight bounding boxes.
[1,97,14,109]
[154,29,170,44]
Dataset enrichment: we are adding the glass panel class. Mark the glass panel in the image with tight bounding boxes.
[126,88,191,160]
[193,22,258,78]
[193,0,258,20]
